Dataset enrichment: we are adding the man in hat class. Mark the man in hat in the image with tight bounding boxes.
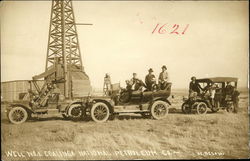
[158,65,170,90]
[145,68,156,91]
[189,76,203,96]
[225,82,234,95]
[130,73,145,91]
[203,82,218,106]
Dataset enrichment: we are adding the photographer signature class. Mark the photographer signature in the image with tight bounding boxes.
[196,151,225,156]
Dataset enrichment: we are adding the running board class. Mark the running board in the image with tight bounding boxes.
[114,104,149,113]
[114,109,149,113]
[33,109,62,114]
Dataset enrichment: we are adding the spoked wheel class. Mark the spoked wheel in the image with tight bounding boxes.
[8,106,28,124]
[67,104,86,121]
[181,102,191,114]
[196,102,208,114]
[226,102,234,113]
[150,100,169,120]
[91,102,110,123]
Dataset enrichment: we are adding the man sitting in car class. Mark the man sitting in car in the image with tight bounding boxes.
[130,73,145,91]
[158,65,171,90]
[145,68,157,91]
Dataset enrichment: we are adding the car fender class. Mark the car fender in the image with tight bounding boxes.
[195,99,211,108]
[64,100,87,113]
[91,99,114,114]
[9,103,33,114]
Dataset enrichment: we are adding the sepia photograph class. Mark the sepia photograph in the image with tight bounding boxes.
[1,0,249,160]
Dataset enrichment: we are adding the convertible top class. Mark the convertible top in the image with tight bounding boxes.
[196,77,238,83]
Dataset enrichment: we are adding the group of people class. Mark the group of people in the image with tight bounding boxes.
[188,76,240,113]
[127,65,171,92]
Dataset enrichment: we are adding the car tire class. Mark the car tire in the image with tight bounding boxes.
[150,100,169,120]
[91,102,110,123]
[196,102,208,114]
[67,104,86,121]
[8,106,28,124]
[181,102,191,114]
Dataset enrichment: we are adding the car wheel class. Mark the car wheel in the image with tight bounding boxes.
[196,102,208,114]
[67,104,86,121]
[181,102,191,114]
[150,100,169,120]
[91,102,110,123]
[8,106,28,124]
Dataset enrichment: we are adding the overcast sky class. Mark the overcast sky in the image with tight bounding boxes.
[1,0,249,89]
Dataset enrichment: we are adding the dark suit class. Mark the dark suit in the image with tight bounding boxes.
[145,74,156,91]
[189,81,203,94]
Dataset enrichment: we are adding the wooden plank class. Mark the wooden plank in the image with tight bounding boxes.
[71,72,89,80]
[72,78,91,97]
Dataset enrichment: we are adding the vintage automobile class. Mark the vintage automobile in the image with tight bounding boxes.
[6,80,172,124]
[88,82,172,123]
[181,77,238,114]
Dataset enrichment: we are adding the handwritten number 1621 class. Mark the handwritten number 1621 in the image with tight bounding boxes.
[152,23,189,35]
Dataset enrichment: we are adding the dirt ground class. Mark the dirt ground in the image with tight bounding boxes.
[1,89,249,160]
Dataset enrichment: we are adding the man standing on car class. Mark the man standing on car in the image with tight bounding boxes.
[158,65,170,90]
[189,76,203,96]
[145,68,156,91]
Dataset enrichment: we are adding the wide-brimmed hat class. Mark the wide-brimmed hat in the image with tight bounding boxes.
[162,65,167,69]
[191,76,196,80]
[148,68,153,72]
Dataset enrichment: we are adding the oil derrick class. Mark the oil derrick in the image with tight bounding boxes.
[46,0,82,70]
[34,0,91,99]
